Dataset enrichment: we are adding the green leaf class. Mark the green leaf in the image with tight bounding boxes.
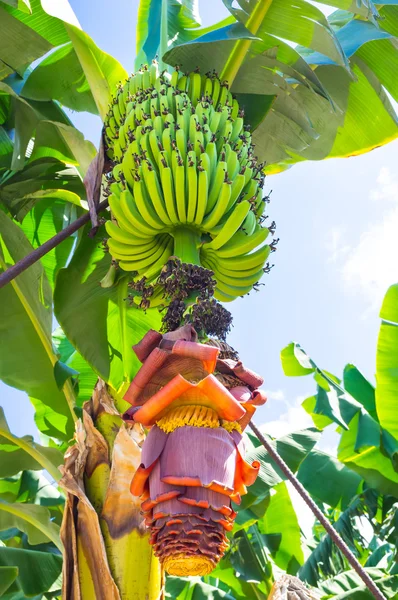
[0,82,95,173]
[300,490,380,585]
[0,566,18,596]
[343,364,376,417]
[12,470,64,509]
[357,38,398,104]
[0,407,63,480]
[30,120,96,177]
[240,428,320,508]
[0,547,62,597]
[52,327,97,406]
[320,59,398,160]
[229,528,273,594]
[257,481,304,571]
[0,501,61,550]
[54,223,162,393]
[210,561,261,600]
[164,22,259,75]
[0,0,64,77]
[300,19,393,65]
[62,24,128,121]
[190,580,236,599]
[0,127,13,167]
[223,0,348,67]
[53,361,79,390]
[0,82,38,171]
[338,412,398,496]
[297,449,363,509]
[0,157,85,221]
[22,27,127,118]
[20,200,79,287]
[21,43,97,114]
[282,343,362,429]
[318,568,398,599]
[135,0,201,69]
[0,0,30,11]
[280,343,315,376]
[376,284,398,445]
[0,212,75,440]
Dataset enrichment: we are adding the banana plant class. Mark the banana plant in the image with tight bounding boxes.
[281,283,398,581]
[0,0,397,599]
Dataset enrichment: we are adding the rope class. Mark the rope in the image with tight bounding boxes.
[0,200,108,289]
[249,421,387,600]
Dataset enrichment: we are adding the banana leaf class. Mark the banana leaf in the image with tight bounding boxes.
[0,212,76,439]
[0,500,62,550]
[0,407,63,479]
[376,284,398,443]
[54,223,162,394]
[280,334,398,497]
[257,481,304,572]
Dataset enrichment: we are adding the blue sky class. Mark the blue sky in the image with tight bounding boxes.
[2,0,398,457]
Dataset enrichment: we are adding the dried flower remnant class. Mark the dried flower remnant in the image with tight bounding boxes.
[123,325,266,576]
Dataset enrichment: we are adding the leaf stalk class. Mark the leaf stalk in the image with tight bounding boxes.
[220,0,273,87]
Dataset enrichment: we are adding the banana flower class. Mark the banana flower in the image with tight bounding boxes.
[123,325,266,576]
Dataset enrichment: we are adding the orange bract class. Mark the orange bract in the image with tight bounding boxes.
[124,326,267,576]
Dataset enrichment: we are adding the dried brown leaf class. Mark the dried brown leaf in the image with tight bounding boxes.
[268,575,320,600]
[102,423,146,538]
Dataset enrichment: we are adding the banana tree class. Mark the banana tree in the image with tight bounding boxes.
[0,0,398,598]
[281,283,398,589]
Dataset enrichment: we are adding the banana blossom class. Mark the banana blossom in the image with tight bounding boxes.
[123,325,266,576]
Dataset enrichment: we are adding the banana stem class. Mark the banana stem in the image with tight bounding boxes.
[172,228,201,265]
[220,0,273,87]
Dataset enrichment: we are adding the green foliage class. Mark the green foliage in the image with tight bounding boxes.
[0,1,397,599]
[54,223,162,394]
[318,568,398,599]
[0,212,76,439]
[376,284,398,445]
[0,547,62,598]
[0,407,63,480]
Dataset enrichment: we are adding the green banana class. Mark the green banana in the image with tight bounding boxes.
[107,236,161,260]
[105,221,155,245]
[242,210,257,236]
[186,151,197,223]
[133,176,165,230]
[194,169,209,225]
[160,166,179,225]
[206,160,227,213]
[215,227,269,259]
[201,181,231,230]
[202,254,264,287]
[108,194,147,237]
[141,161,172,225]
[118,236,168,271]
[174,159,187,223]
[207,244,271,272]
[119,189,159,237]
[103,64,275,299]
[203,200,251,251]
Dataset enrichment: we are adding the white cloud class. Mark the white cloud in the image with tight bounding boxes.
[328,167,398,313]
[263,389,286,403]
[370,167,398,202]
[260,395,314,438]
[326,227,350,264]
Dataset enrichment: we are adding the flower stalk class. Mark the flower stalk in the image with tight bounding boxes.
[220,0,274,87]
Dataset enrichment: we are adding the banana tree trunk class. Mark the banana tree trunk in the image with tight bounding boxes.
[60,380,163,600]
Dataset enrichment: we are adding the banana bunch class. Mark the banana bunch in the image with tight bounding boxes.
[103,61,275,303]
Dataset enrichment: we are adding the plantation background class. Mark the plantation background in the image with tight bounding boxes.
[2,0,398,490]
